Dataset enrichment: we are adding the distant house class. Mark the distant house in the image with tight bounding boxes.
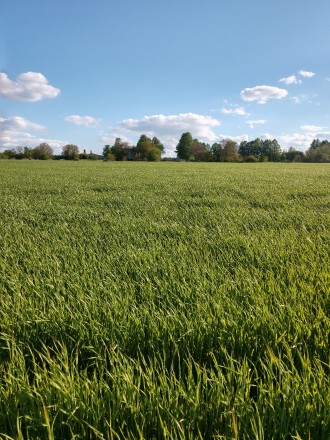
[88,152,103,160]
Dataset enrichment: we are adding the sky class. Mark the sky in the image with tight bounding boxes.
[1,0,330,156]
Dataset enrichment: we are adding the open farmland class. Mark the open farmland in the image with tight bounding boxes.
[0,160,329,439]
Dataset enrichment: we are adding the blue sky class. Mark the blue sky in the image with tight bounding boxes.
[1,0,330,155]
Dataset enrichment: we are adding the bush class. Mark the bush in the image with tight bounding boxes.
[246,155,259,162]
[103,153,116,162]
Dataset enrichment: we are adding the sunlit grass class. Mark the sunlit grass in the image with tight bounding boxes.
[0,160,329,439]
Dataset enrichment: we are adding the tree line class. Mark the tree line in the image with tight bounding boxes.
[1,133,330,163]
[176,133,330,162]
[0,143,82,161]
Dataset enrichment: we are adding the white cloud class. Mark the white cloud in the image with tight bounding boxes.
[291,93,317,104]
[221,106,249,116]
[279,75,302,85]
[0,116,45,131]
[65,115,101,127]
[299,70,315,78]
[317,131,330,138]
[278,133,313,150]
[116,113,220,152]
[217,134,249,144]
[241,85,288,104]
[0,130,67,151]
[98,113,222,155]
[99,132,133,146]
[246,119,266,129]
[0,72,60,102]
[300,125,326,133]
[291,94,309,104]
[277,129,330,151]
[0,116,66,152]
[326,77,330,82]
[252,125,329,151]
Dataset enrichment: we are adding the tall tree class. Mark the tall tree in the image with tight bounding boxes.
[151,136,165,153]
[62,144,79,160]
[239,138,281,161]
[136,134,163,161]
[176,132,193,160]
[32,143,54,160]
[284,147,304,162]
[190,141,212,161]
[212,139,238,162]
[310,139,321,150]
[103,145,111,158]
[211,142,224,162]
[110,138,131,161]
[239,138,263,159]
[222,140,239,162]
[305,139,330,162]
[262,139,281,162]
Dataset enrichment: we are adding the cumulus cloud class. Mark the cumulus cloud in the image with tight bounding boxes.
[250,124,329,151]
[298,70,315,78]
[277,128,330,151]
[278,133,313,150]
[0,130,67,151]
[0,116,45,131]
[246,119,266,129]
[240,85,288,104]
[100,113,221,155]
[99,132,133,146]
[118,112,220,145]
[0,72,60,102]
[279,75,302,85]
[217,134,249,144]
[65,115,101,127]
[0,116,66,152]
[221,106,249,116]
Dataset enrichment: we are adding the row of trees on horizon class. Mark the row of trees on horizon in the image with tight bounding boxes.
[1,133,330,163]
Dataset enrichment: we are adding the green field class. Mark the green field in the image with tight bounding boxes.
[0,160,329,439]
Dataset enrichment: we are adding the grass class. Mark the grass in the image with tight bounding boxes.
[0,160,329,439]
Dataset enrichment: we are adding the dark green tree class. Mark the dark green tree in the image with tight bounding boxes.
[211,142,224,162]
[24,146,34,159]
[2,149,16,159]
[136,135,151,160]
[239,138,263,159]
[283,147,304,162]
[103,145,111,159]
[151,136,165,154]
[176,132,194,160]
[262,139,281,162]
[310,139,321,150]
[239,138,281,162]
[110,138,131,161]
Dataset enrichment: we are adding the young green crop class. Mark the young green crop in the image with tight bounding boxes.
[0,160,329,439]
